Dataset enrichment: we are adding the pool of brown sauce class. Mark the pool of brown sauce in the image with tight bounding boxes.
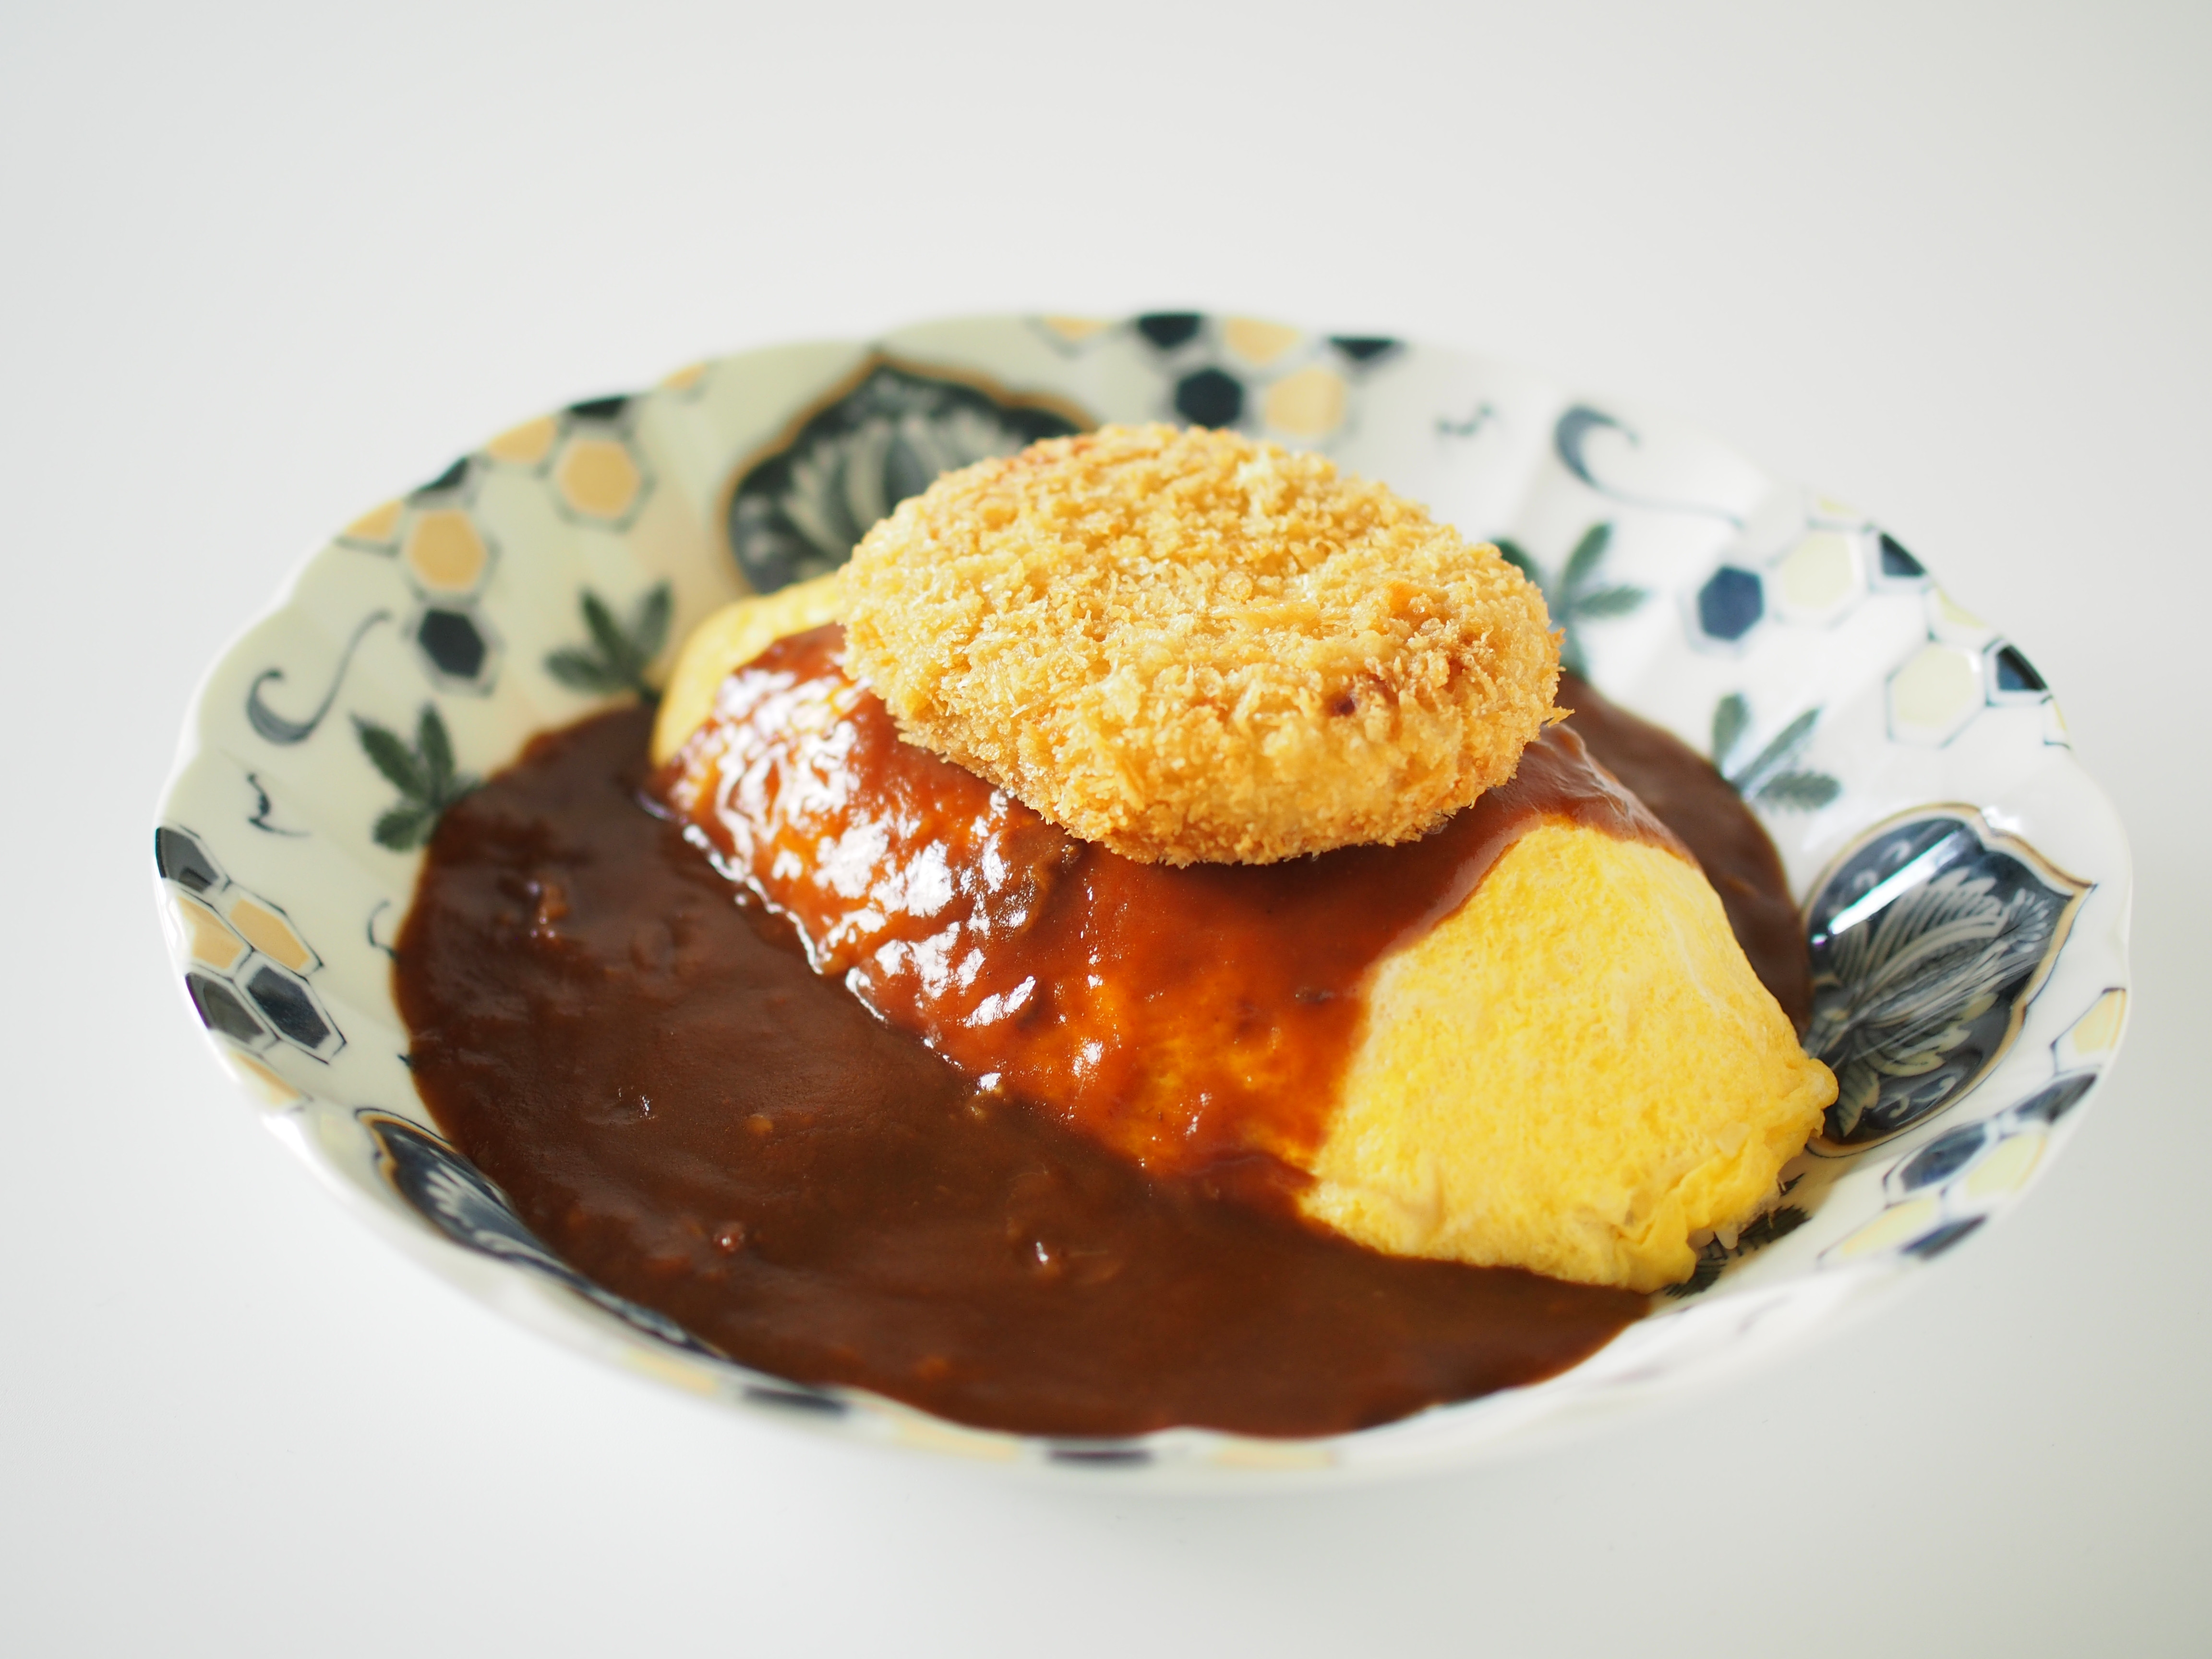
[395,658,1806,1439]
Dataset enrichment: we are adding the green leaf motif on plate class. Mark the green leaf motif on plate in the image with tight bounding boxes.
[546,582,673,702]
[1492,521,1646,677]
[1711,693,1841,810]
[355,704,479,851]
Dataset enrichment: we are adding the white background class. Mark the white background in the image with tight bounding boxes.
[4,2,2207,1653]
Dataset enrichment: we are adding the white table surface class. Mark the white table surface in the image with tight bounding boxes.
[5,3,2207,1653]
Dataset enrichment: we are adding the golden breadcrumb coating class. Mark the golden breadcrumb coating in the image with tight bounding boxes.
[842,424,1561,865]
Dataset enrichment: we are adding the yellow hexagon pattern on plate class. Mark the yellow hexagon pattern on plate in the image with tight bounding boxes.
[176,894,248,974]
[1207,1438,1334,1471]
[2056,988,2127,1070]
[554,436,642,521]
[403,510,491,595]
[339,498,403,549]
[227,895,317,974]
[1927,586,1992,644]
[1037,315,1110,344]
[228,1050,306,1109]
[1887,642,1983,744]
[1776,531,1861,616]
[1832,1195,1944,1261]
[483,413,558,467]
[1262,364,1347,440]
[890,1415,1022,1462]
[1223,317,1302,366]
[619,1346,721,1396]
[1962,1130,2045,1200]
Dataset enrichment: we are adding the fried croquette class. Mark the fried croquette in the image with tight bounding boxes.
[841,424,1561,866]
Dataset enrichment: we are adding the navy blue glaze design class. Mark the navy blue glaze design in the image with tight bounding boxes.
[160,823,345,1061]
[1554,406,1744,526]
[1877,533,1925,579]
[1901,1216,1985,1259]
[1436,402,1495,439]
[1894,1122,1991,1192]
[1806,813,2085,1145]
[725,360,1084,594]
[156,826,224,893]
[415,608,492,684]
[1697,566,1763,642]
[410,456,472,498]
[246,611,393,745]
[1173,367,1244,427]
[1661,1202,1808,1299]
[1048,1444,1154,1467]
[566,394,631,421]
[742,1385,848,1417]
[245,772,308,837]
[245,963,330,1049]
[359,1110,726,1359]
[365,899,398,961]
[187,972,270,1047]
[1135,313,1204,349]
[2009,1072,2097,1125]
[1995,644,2047,694]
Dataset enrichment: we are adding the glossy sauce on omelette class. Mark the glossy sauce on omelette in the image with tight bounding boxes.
[658,625,1679,1189]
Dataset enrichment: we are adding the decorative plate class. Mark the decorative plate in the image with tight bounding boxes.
[155,313,2132,1483]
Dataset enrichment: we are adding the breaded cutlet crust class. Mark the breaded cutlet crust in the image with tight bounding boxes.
[842,423,1560,865]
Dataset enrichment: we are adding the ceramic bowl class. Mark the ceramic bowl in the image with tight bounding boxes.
[155,312,2131,1481]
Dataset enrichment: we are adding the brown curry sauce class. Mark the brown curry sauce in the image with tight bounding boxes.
[394,650,1806,1439]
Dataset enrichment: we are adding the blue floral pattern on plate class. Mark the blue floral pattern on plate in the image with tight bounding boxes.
[1804,811,2087,1147]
